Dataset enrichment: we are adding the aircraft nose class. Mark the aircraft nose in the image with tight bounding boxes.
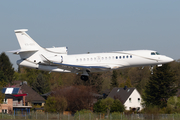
[164,56,174,63]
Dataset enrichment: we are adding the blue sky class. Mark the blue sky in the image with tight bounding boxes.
[0,1,180,70]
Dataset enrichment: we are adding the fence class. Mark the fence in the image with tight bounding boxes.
[1,112,180,120]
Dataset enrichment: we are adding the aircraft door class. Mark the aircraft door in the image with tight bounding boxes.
[97,56,101,62]
[61,56,63,63]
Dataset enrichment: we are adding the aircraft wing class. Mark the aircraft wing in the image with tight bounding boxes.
[40,54,128,73]
[52,62,129,73]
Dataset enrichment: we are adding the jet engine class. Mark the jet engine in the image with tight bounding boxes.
[81,75,89,81]
[46,47,68,54]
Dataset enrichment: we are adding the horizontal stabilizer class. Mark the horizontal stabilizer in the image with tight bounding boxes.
[8,49,38,54]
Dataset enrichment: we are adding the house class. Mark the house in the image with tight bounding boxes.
[108,87,143,111]
[0,87,31,114]
[0,82,45,114]
[20,83,45,107]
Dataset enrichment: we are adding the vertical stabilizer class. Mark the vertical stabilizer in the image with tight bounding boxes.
[14,29,41,51]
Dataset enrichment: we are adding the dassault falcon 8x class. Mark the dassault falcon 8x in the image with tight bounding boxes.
[10,29,174,81]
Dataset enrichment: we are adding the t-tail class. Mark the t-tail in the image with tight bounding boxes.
[14,29,41,52]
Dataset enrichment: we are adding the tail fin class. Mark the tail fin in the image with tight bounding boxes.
[14,29,41,51]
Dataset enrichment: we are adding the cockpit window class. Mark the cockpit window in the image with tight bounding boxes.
[156,52,160,55]
[151,52,156,55]
[151,52,160,55]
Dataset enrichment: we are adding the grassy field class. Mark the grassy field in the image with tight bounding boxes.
[1,112,180,120]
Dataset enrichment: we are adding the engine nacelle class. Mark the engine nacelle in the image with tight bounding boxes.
[81,75,89,81]
[46,47,68,54]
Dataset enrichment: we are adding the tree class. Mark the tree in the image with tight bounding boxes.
[52,85,94,113]
[101,97,114,116]
[143,64,178,108]
[111,70,118,89]
[93,100,106,113]
[0,71,8,87]
[44,96,67,113]
[0,87,5,107]
[167,96,180,109]
[0,52,14,84]
[73,73,104,93]
[111,99,125,112]
[119,77,132,88]
[32,73,50,94]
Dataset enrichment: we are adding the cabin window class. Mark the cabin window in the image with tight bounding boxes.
[109,57,111,59]
[126,56,128,58]
[116,56,118,59]
[102,57,104,60]
[123,56,125,59]
[87,58,89,61]
[119,56,121,59]
[94,58,96,60]
[80,59,82,61]
[130,55,132,58]
[105,57,107,60]
[76,59,78,62]
[129,98,131,103]
[112,56,114,59]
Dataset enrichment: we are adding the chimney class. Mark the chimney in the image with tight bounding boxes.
[124,86,127,90]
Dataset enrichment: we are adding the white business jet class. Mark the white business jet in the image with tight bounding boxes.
[10,29,174,81]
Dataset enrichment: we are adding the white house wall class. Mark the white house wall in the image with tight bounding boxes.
[123,89,143,111]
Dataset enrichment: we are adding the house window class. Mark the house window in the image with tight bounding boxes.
[3,98,7,104]
[129,107,131,110]
[129,98,131,103]
[2,109,7,114]
[18,98,21,104]
[138,98,140,102]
